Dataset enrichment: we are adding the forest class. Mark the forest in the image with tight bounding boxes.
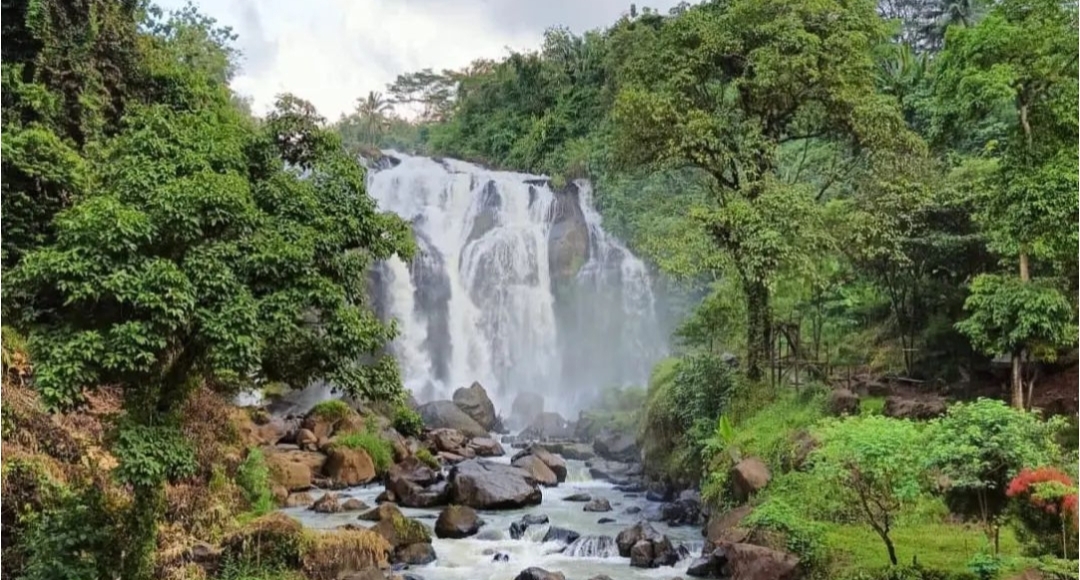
[1,0,1077,579]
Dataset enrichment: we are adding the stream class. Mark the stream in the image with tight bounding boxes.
[284,457,702,579]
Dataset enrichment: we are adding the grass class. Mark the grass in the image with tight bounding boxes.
[236,448,275,516]
[415,447,439,469]
[728,387,827,468]
[308,400,351,422]
[861,396,886,416]
[823,522,1025,576]
[335,430,393,474]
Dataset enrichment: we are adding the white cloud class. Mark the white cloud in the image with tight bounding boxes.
[156,0,680,119]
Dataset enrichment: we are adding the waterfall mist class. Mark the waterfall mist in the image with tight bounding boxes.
[367,152,668,417]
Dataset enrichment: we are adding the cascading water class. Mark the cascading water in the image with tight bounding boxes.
[564,535,618,558]
[367,152,666,415]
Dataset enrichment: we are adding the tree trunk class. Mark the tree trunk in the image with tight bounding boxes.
[883,530,899,566]
[744,279,771,381]
[1010,351,1024,410]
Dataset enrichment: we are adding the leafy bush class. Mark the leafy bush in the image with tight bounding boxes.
[309,400,353,423]
[965,550,1004,580]
[745,499,829,571]
[335,430,393,474]
[392,405,424,438]
[415,447,439,469]
[22,484,125,580]
[236,448,276,516]
[1006,467,1078,558]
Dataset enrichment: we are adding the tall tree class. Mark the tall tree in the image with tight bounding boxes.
[937,0,1079,408]
[611,0,920,379]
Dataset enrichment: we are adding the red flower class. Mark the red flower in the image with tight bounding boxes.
[1007,467,1078,517]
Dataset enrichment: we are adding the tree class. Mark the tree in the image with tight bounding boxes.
[386,68,456,122]
[809,415,926,565]
[935,0,1079,408]
[352,90,393,145]
[925,399,1067,552]
[610,0,920,380]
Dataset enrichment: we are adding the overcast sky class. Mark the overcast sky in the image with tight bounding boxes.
[157,0,682,120]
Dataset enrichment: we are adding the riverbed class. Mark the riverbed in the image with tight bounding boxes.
[284,458,702,579]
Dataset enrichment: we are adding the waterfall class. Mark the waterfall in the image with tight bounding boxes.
[366,151,666,416]
[564,535,618,558]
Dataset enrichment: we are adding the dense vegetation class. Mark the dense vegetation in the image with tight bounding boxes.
[1,0,1076,579]
[338,0,1079,578]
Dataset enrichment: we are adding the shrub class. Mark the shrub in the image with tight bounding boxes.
[392,405,424,438]
[300,529,390,580]
[415,447,439,469]
[965,551,1004,580]
[308,400,352,423]
[1006,467,1078,558]
[335,430,393,474]
[236,448,276,515]
[220,513,305,570]
[745,499,829,571]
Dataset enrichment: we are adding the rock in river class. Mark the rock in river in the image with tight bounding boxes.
[453,381,499,431]
[417,400,487,437]
[435,505,483,539]
[448,459,542,509]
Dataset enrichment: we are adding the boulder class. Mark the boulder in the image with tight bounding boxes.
[264,449,324,491]
[543,441,595,461]
[453,382,498,431]
[385,456,443,508]
[542,526,580,544]
[437,451,467,465]
[510,514,550,539]
[511,392,545,426]
[370,513,432,549]
[323,447,377,487]
[511,454,559,487]
[296,428,319,451]
[583,498,612,512]
[435,505,483,539]
[358,502,403,522]
[468,437,505,457]
[395,542,436,566]
[563,493,591,502]
[521,412,573,440]
[448,459,542,509]
[417,400,487,437]
[338,570,385,580]
[284,491,314,508]
[593,427,639,463]
[513,446,567,482]
[429,428,467,453]
[311,493,342,513]
[341,498,368,512]
[827,388,860,416]
[883,396,947,420]
[616,521,676,567]
[705,506,753,550]
[514,568,566,580]
[699,542,800,580]
[597,517,616,524]
[729,458,770,502]
[587,459,632,482]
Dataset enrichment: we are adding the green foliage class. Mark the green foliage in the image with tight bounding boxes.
[924,399,1066,531]
[414,447,439,470]
[810,415,927,564]
[391,405,424,438]
[335,430,393,474]
[112,422,197,489]
[236,448,275,516]
[956,275,1077,360]
[965,551,1005,580]
[310,400,352,423]
[22,484,125,580]
[745,499,829,571]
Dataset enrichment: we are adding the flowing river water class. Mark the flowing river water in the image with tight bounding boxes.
[283,457,703,579]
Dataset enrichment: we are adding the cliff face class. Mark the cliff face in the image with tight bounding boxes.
[546,181,591,288]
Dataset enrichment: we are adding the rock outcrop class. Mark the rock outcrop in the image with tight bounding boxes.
[435,505,483,539]
[453,382,498,431]
[729,457,771,501]
[593,427,639,463]
[686,542,800,580]
[448,459,542,509]
[417,400,488,437]
[616,521,677,568]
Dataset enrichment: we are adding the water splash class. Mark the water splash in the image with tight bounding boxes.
[366,152,667,416]
[564,535,618,558]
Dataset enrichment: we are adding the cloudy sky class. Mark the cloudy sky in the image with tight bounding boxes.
[157,0,682,119]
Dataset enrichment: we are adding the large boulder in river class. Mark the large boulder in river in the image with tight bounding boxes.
[616,521,676,568]
[593,427,639,463]
[323,447,376,487]
[386,456,446,508]
[730,457,771,502]
[453,382,498,431]
[511,454,558,487]
[512,445,567,482]
[428,428,467,453]
[514,568,566,580]
[448,459,542,509]
[435,505,483,539]
[468,437,505,457]
[511,392,545,426]
[521,412,573,440]
[417,400,487,437]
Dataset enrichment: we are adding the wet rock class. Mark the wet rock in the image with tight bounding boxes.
[686,555,717,578]
[514,568,565,580]
[283,491,313,508]
[453,382,498,431]
[448,459,542,510]
[428,428,467,453]
[437,451,466,465]
[311,493,343,513]
[511,454,559,487]
[323,447,377,487]
[587,459,632,482]
[395,542,436,566]
[542,526,581,545]
[339,569,385,580]
[827,388,860,416]
[617,521,676,567]
[264,449,324,491]
[417,400,487,437]
[624,506,642,515]
[434,505,482,539]
[586,576,615,580]
[358,502,404,522]
[543,441,595,461]
[468,437,505,457]
[695,542,800,580]
[593,427,639,463]
[729,458,770,502]
[520,412,573,440]
[583,498,612,512]
[509,514,550,539]
[646,484,675,502]
[598,517,617,524]
[341,498,368,512]
[563,493,592,502]
[493,552,510,562]
[883,396,947,420]
[376,489,394,504]
[511,393,545,426]
[476,529,504,541]
[386,456,444,508]
[513,445,568,482]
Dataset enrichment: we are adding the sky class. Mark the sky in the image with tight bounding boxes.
[157,0,682,120]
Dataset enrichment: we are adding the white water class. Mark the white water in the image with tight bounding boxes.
[367,152,666,416]
[286,461,700,579]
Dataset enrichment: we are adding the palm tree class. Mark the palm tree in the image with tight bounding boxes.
[354,91,393,145]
